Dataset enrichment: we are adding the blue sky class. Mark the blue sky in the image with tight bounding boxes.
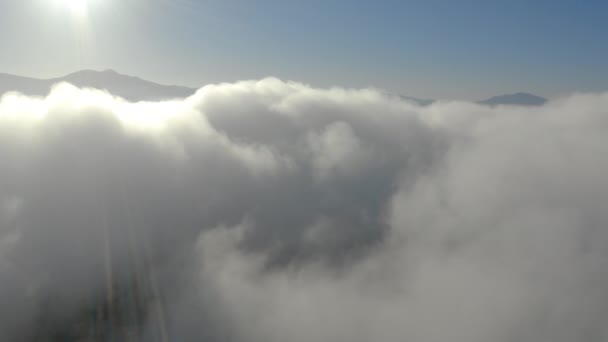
[1,0,607,99]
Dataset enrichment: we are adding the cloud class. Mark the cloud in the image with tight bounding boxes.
[1,80,608,341]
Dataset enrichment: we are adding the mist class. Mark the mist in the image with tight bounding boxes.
[1,80,608,341]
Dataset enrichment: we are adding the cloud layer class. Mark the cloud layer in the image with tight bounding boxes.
[1,80,608,341]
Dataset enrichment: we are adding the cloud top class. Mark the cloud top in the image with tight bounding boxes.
[1,80,608,341]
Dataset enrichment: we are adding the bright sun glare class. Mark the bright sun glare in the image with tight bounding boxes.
[63,0,88,16]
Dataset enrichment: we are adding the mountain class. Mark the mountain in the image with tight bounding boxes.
[479,92,547,106]
[0,71,548,107]
[0,69,196,101]
[398,95,435,106]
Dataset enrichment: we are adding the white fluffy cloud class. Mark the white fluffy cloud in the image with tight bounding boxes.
[1,80,608,341]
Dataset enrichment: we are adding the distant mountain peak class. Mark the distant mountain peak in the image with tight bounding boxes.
[479,92,547,106]
[63,69,138,80]
[64,69,113,77]
[0,70,197,102]
[398,95,435,106]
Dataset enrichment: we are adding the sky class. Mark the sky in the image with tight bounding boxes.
[1,0,607,99]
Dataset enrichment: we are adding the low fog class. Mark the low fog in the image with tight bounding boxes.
[1,80,608,341]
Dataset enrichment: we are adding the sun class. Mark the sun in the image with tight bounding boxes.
[62,0,89,16]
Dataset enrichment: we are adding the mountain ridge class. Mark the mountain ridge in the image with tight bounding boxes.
[0,70,196,102]
[0,70,547,106]
[478,92,547,106]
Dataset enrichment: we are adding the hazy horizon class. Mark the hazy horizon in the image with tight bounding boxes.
[0,67,557,103]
